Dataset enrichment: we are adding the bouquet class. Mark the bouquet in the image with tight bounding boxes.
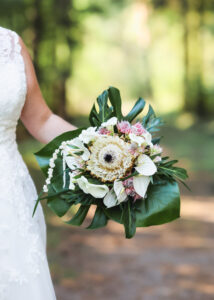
[33,87,188,238]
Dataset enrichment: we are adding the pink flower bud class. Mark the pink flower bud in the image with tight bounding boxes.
[117,121,132,134]
[98,127,111,135]
[131,122,146,136]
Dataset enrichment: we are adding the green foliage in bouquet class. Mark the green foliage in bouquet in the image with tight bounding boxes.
[33,87,188,238]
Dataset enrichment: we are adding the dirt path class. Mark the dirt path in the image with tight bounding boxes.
[45,194,214,300]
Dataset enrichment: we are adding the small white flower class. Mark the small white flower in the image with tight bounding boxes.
[129,130,153,147]
[69,172,76,190]
[76,176,109,198]
[142,131,152,145]
[103,180,127,208]
[101,117,118,128]
[133,175,150,198]
[79,127,99,144]
[63,138,90,171]
[135,154,157,176]
[153,155,162,163]
[48,168,53,176]
[64,137,90,160]
[49,162,55,168]
[133,154,157,198]
[129,133,146,147]
[46,178,51,184]
[52,153,57,160]
[103,189,117,208]
[43,185,48,193]
[150,144,162,156]
[65,156,80,170]
[113,180,127,203]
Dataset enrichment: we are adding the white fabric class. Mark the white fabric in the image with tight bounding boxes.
[0,26,56,300]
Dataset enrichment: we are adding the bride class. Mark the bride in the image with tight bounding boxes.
[0,26,76,299]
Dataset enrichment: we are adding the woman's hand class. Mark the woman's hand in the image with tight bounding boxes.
[19,37,76,144]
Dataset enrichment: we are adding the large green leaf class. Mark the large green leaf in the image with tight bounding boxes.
[142,104,163,133]
[108,86,123,120]
[104,181,180,229]
[124,97,145,123]
[89,90,114,126]
[66,204,90,226]
[104,205,123,224]
[142,104,155,127]
[34,128,83,176]
[86,206,109,229]
[122,201,136,239]
[135,181,180,227]
[89,104,100,127]
[47,196,71,217]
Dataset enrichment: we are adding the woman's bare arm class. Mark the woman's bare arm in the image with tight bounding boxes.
[19,37,76,144]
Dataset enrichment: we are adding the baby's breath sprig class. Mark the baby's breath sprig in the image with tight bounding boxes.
[42,141,68,193]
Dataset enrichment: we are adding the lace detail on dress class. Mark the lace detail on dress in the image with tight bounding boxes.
[0,26,56,300]
[0,27,12,64]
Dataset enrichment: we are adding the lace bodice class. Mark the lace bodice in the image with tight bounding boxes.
[0,27,56,300]
[0,26,26,147]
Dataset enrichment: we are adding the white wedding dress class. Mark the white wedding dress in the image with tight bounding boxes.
[0,27,56,299]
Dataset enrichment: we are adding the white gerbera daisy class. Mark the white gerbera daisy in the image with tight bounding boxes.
[86,136,134,182]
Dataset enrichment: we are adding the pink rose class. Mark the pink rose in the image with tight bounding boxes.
[117,121,132,134]
[131,122,146,136]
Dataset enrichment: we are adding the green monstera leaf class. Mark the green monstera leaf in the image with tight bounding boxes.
[104,180,180,234]
[89,86,148,127]
[135,180,180,227]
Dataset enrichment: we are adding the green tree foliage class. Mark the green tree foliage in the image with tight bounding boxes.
[0,0,213,118]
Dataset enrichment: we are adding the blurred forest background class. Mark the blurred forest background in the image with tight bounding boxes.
[1,0,214,299]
